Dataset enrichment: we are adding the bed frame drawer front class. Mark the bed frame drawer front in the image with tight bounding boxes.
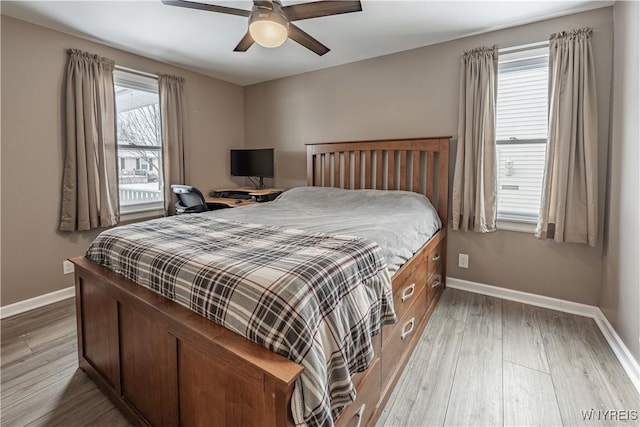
[427,242,443,280]
[390,265,427,326]
[427,267,443,306]
[335,357,381,427]
[380,282,428,385]
[392,248,427,292]
[390,246,428,325]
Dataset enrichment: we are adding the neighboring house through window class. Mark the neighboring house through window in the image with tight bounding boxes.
[495,43,549,230]
[114,69,164,214]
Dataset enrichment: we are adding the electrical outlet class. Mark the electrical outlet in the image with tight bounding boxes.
[63,260,75,275]
[458,253,469,269]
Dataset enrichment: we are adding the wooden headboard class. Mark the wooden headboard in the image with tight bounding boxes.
[306,137,451,225]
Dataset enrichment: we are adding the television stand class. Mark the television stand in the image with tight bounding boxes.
[209,187,284,203]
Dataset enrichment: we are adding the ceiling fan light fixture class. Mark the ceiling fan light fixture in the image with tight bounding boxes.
[248,7,289,48]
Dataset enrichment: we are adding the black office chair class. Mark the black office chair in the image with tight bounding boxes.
[171,185,211,214]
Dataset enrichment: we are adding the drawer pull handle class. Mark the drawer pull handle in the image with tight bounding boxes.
[354,404,366,427]
[401,283,416,302]
[432,279,441,288]
[401,317,415,340]
[431,253,441,262]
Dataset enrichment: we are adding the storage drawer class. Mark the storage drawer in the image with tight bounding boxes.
[389,267,426,328]
[336,357,381,427]
[381,283,428,385]
[427,242,443,280]
[391,249,427,294]
[427,267,443,307]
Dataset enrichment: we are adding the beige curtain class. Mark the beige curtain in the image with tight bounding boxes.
[159,74,186,215]
[452,46,498,232]
[59,49,119,232]
[536,28,598,246]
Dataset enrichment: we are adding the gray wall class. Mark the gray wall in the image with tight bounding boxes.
[600,1,640,363]
[245,8,613,305]
[1,16,245,305]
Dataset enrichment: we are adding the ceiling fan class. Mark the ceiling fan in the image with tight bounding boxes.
[161,0,362,56]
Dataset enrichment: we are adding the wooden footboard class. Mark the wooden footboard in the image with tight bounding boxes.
[74,136,450,427]
[73,256,302,427]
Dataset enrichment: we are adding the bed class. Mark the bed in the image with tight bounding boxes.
[71,136,450,427]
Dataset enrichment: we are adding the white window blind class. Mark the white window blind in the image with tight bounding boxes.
[496,44,549,223]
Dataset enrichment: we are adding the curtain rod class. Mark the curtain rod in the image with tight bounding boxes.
[115,65,158,80]
[499,40,549,54]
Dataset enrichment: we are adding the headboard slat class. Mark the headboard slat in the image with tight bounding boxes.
[426,152,435,202]
[344,152,351,189]
[334,153,341,188]
[387,151,396,191]
[412,151,421,193]
[399,151,407,191]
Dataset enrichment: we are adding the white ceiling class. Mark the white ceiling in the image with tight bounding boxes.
[1,0,612,86]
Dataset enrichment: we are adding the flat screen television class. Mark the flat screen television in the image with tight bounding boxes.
[230,148,274,189]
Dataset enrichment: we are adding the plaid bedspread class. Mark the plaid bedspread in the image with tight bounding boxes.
[85,214,396,427]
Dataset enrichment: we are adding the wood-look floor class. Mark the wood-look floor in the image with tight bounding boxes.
[1,289,638,426]
[0,299,130,426]
[379,289,640,427]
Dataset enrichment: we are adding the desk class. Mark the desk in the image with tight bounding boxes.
[204,197,255,208]
[210,187,284,203]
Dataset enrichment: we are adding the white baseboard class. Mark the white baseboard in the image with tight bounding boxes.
[0,286,75,319]
[446,276,640,394]
[593,309,640,395]
[446,277,599,317]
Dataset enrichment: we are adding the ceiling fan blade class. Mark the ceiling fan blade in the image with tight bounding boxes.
[161,0,250,17]
[282,1,362,22]
[233,32,255,52]
[288,23,329,56]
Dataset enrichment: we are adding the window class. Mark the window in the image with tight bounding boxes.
[114,70,163,214]
[496,44,549,227]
